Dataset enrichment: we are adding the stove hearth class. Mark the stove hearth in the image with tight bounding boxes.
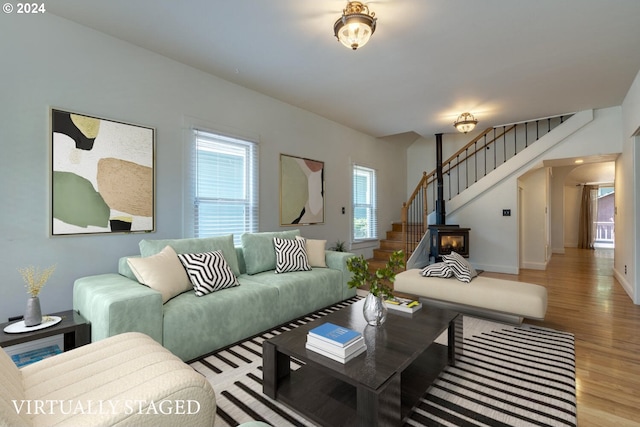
[429,224,470,262]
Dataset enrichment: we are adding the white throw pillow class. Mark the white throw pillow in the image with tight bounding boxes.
[441,251,478,283]
[127,245,192,303]
[421,262,454,278]
[296,236,327,268]
[177,251,239,296]
[273,237,311,273]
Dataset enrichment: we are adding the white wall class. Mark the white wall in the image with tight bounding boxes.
[549,165,575,252]
[446,177,520,273]
[563,184,581,248]
[617,68,640,303]
[0,14,406,320]
[518,167,550,269]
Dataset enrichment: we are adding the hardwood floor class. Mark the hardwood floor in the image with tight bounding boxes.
[482,247,640,426]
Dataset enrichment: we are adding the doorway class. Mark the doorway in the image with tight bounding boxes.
[594,186,615,248]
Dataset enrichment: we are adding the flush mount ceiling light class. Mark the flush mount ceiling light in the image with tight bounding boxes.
[454,112,478,134]
[333,1,377,50]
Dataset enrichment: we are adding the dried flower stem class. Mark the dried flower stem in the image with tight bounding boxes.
[19,264,56,297]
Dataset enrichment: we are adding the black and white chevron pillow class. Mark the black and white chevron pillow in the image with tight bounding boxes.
[441,251,478,283]
[273,237,311,274]
[177,250,239,296]
[421,262,454,278]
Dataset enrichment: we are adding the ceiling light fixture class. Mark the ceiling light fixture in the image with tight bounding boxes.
[454,112,478,134]
[333,1,377,50]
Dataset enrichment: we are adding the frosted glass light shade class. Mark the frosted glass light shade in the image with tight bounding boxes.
[333,2,377,50]
[454,113,478,133]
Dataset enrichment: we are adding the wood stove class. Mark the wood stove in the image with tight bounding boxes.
[430,134,471,261]
[429,224,470,261]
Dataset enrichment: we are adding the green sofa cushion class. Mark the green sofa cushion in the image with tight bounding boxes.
[241,230,300,275]
[162,278,280,361]
[244,269,343,323]
[139,234,240,277]
[73,273,163,344]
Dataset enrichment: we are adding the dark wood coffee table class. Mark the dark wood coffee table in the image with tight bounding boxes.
[263,299,462,427]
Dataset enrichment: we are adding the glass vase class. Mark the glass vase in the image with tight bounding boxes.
[24,296,42,327]
[363,293,387,326]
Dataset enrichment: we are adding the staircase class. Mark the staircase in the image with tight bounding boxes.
[368,113,575,271]
[368,222,405,271]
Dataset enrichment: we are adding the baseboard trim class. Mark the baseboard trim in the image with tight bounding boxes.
[473,264,519,275]
[521,261,548,270]
[613,267,635,303]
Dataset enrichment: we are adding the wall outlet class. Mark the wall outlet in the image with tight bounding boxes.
[502,209,511,216]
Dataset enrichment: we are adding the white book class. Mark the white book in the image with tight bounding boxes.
[305,342,366,363]
[306,335,365,358]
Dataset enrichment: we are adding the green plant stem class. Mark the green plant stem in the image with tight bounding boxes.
[346,250,405,298]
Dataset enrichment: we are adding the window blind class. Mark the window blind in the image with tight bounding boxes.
[191,129,259,245]
[352,164,378,241]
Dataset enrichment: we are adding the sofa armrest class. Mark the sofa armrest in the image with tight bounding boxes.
[73,274,163,344]
[325,251,357,300]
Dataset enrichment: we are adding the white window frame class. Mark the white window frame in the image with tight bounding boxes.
[352,164,378,242]
[189,128,259,245]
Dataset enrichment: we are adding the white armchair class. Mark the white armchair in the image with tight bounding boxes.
[0,332,216,427]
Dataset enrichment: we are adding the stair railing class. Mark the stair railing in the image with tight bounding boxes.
[401,113,573,257]
[401,171,432,257]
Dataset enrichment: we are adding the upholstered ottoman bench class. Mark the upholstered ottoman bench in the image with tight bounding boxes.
[394,268,548,323]
[1,332,216,427]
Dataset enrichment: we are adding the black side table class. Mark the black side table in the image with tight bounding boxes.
[0,310,90,351]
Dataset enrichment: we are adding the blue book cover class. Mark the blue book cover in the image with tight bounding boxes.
[308,322,361,347]
[11,345,62,367]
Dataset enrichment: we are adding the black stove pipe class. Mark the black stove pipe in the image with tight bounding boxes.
[435,133,445,225]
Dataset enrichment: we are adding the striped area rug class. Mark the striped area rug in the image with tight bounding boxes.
[189,297,576,427]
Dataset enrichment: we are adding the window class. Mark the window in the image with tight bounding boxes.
[191,129,258,245]
[352,164,377,241]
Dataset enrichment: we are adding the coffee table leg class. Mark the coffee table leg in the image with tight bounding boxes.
[263,341,290,399]
[357,373,401,426]
[447,315,463,366]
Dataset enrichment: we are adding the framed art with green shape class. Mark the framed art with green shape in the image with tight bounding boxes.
[50,108,155,235]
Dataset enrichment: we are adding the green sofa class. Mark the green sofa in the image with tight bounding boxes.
[73,230,356,362]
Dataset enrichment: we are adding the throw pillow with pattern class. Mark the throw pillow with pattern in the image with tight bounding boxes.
[421,262,454,278]
[441,251,478,283]
[273,237,311,273]
[177,250,239,296]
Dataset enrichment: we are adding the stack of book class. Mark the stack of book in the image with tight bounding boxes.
[11,345,62,367]
[384,296,422,313]
[305,322,366,363]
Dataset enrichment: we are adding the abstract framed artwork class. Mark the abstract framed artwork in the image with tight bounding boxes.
[51,108,155,235]
[280,154,324,226]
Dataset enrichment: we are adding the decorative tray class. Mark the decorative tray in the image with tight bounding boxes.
[3,316,62,334]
